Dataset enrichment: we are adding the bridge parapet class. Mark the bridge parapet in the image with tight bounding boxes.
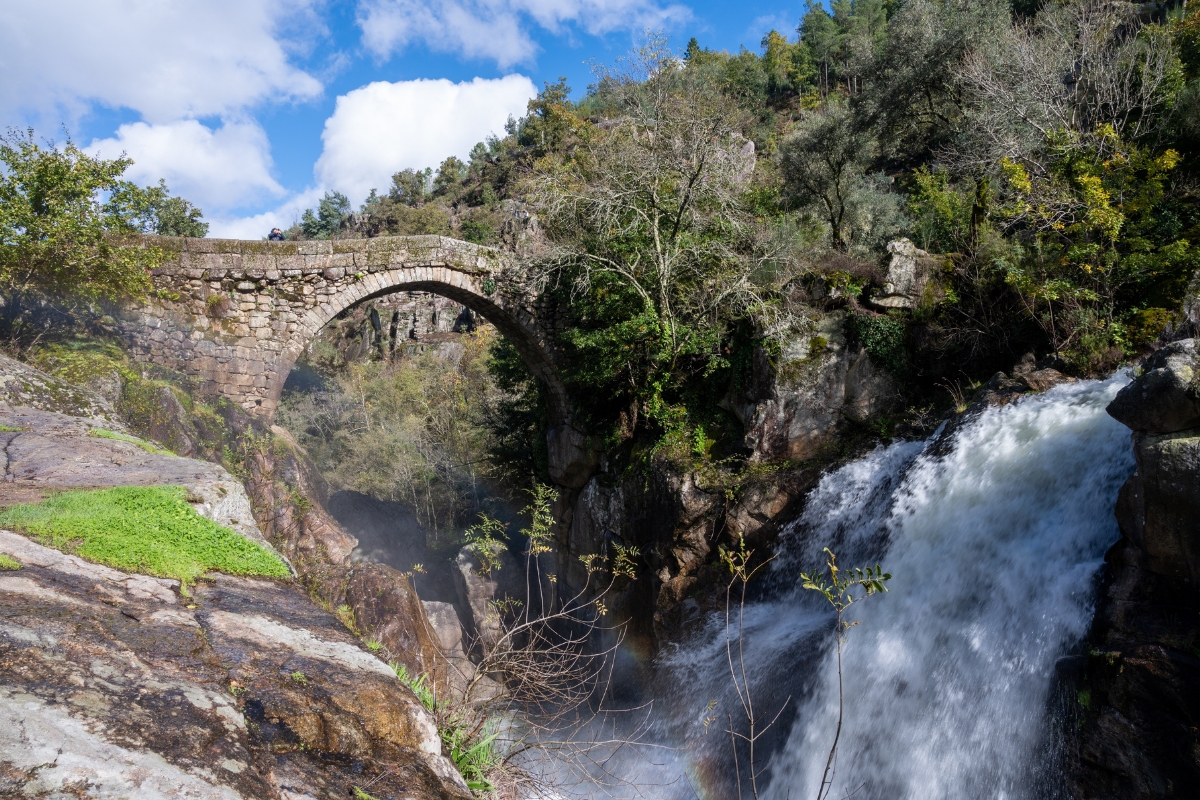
[144,234,509,280]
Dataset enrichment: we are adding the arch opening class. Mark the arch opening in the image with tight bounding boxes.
[268,277,570,430]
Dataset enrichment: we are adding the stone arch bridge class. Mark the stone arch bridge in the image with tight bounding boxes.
[120,235,594,486]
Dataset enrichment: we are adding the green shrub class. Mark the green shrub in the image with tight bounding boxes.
[0,485,288,591]
[0,553,21,570]
[846,312,909,374]
[393,664,437,710]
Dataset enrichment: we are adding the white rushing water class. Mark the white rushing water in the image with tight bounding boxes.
[657,375,1135,800]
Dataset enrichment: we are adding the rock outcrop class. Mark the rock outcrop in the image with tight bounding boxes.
[452,544,523,656]
[0,351,127,427]
[550,311,901,649]
[0,354,471,799]
[0,402,271,554]
[558,447,821,649]
[1070,339,1200,798]
[869,238,942,310]
[734,311,898,462]
[1105,339,1200,435]
[0,532,469,800]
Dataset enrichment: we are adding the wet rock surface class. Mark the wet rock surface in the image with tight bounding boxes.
[0,532,469,800]
[1107,339,1200,434]
[1071,339,1200,799]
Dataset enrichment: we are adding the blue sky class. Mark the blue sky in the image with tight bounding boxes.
[1,0,809,237]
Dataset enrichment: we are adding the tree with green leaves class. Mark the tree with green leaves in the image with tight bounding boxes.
[107,179,208,238]
[800,1,844,96]
[945,0,1200,369]
[524,38,806,445]
[390,168,432,207]
[761,30,817,100]
[0,130,162,316]
[778,103,906,253]
[516,78,579,154]
[300,191,352,239]
[432,157,468,199]
[857,0,1010,164]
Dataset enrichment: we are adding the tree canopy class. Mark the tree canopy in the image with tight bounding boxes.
[0,130,209,308]
[287,0,1200,466]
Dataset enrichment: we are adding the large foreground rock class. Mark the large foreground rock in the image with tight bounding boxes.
[0,352,470,799]
[0,532,470,800]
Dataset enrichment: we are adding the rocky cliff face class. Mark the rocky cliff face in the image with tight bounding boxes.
[731,310,898,463]
[1071,339,1200,798]
[304,292,480,368]
[557,310,894,649]
[0,354,471,800]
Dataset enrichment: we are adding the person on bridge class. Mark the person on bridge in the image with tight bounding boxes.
[267,228,285,241]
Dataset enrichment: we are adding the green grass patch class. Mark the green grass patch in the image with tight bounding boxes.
[0,553,21,570]
[0,485,288,590]
[89,429,174,456]
[0,425,23,432]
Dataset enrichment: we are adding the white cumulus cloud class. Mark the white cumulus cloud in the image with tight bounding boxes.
[206,187,326,239]
[0,0,323,124]
[314,75,537,205]
[357,0,692,67]
[88,120,285,212]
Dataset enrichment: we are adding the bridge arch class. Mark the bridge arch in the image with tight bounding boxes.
[277,263,569,425]
[120,235,594,486]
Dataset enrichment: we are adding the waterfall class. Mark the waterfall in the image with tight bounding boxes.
[657,375,1135,800]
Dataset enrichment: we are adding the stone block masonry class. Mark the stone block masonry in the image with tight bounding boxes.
[119,234,596,487]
